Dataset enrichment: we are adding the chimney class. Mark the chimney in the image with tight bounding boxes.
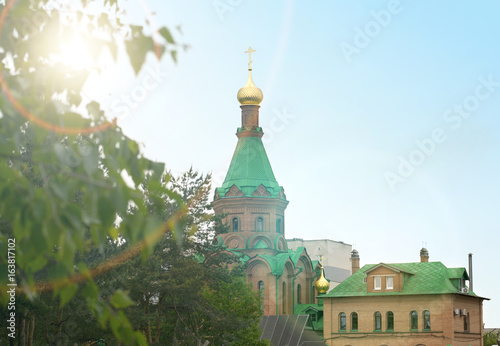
[420,248,429,262]
[351,249,360,274]
[468,253,473,292]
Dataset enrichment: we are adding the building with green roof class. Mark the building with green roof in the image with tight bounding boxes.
[321,248,488,346]
[212,54,324,317]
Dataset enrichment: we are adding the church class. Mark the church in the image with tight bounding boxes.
[212,48,330,316]
[210,49,488,345]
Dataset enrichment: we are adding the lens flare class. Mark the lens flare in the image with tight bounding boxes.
[58,33,93,70]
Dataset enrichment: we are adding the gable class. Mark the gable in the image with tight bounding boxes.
[364,263,414,275]
[366,264,401,276]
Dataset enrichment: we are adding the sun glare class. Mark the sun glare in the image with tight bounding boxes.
[59,33,93,70]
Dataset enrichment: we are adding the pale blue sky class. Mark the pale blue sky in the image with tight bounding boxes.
[85,0,500,327]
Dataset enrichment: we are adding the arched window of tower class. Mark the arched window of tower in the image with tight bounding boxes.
[256,217,263,231]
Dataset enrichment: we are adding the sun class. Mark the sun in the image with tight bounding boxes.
[58,33,93,70]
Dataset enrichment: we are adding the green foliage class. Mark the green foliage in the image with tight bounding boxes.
[110,289,134,309]
[0,0,265,343]
[0,170,266,345]
[0,0,182,344]
[122,169,266,344]
[202,272,269,345]
[484,330,500,346]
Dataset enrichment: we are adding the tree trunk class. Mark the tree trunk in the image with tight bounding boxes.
[44,320,50,345]
[9,327,14,346]
[55,310,63,346]
[145,294,152,343]
[154,312,161,343]
[154,298,162,344]
[19,313,26,346]
[27,314,35,346]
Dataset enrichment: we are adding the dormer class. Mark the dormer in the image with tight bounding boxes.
[448,268,470,293]
[364,263,414,293]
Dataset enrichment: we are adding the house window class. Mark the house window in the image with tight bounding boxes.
[374,276,381,290]
[374,311,382,331]
[410,311,418,330]
[459,278,464,289]
[232,217,239,231]
[339,313,346,331]
[423,310,431,330]
[386,311,394,331]
[464,312,470,332]
[276,218,282,233]
[258,281,264,297]
[258,281,264,310]
[282,281,286,314]
[351,312,358,331]
[386,276,393,289]
[256,217,263,231]
[297,284,302,304]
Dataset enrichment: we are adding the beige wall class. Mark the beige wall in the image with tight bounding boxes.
[214,192,319,317]
[452,294,484,343]
[295,257,312,305]
[366,266,403,293]
[323,294,484,346]
[287,239,352,270]
[246,253,315,316]
[214,196,287,234]
[287,238,352,291]
[247,260,272,315]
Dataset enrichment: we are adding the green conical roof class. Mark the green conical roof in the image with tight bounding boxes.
[216,136,285,198]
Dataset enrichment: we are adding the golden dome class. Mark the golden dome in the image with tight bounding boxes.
[237,69,263,105]
[315,265,330,294]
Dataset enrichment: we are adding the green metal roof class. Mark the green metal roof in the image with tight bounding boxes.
[226,249,251,263]
[294,304,325,331]
[324,262,479,298]
[259,252,294,276]
[234,248,310,276]
[288,247,307,266]
[295,304,324,314]
[254,240,269,249]
[216,136,285,198]
[447,267,469,280]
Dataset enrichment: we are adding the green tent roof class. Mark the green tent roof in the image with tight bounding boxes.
[324,262,480,298]
[216,136,285,198]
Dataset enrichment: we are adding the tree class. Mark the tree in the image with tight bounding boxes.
[484,330,500,346]
[116,169,268,345]
[0,0,183,344]
[1,167,268,345]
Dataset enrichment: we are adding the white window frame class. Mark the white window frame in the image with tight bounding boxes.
[386,276,394,290]
[374,276,381,290]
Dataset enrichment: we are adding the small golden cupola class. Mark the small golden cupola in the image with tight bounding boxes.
[237,47,263,105]
[315,264,330,294]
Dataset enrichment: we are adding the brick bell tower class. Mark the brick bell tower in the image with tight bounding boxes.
[213,47,289,256]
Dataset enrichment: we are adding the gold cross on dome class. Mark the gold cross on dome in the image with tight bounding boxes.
[244,46,256,69]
